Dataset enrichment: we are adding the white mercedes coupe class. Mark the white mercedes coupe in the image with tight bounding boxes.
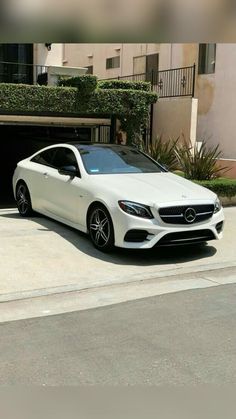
[13,143,224,252]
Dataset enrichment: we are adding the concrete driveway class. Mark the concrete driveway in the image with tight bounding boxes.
[0,206,236,321]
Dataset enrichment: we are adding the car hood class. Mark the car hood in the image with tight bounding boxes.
[91,172,216,206]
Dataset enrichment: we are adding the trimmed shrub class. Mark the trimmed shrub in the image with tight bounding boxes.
[98,79,151,92]
[58,75,97,95]
[0,83,157,143]
[0,83,156,115]
[195,178,236,198]
[0,83,77,113]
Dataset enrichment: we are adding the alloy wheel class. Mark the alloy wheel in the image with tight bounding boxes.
[89,206,114,251]
[16,184,32,216]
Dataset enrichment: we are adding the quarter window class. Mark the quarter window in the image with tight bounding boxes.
[31,148,56,167]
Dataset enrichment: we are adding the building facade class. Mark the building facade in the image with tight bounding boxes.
[1,43,236,178]
[34,43,236,176]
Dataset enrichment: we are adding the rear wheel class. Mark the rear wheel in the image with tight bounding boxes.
[16,182,34,217]
[88,205,114,252]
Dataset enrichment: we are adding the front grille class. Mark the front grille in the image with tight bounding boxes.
[157,229,215,246]
[159,204,214,224]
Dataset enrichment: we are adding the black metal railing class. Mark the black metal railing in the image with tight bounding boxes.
[0,61,48,85]
[102,64,196,98]
[0,61,196,98]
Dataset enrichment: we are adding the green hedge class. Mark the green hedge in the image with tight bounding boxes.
[0,83,157,143]
[0,83,157,115]
[174,171,236,198]
[195,178,236,198]
[98,79,151,92]
[58,75,97,94]
[85,89,157,115]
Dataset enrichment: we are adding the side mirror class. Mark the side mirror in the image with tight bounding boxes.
[58,165,80,177]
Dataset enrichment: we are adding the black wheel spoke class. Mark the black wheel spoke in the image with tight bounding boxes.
[16,184,32,216]
[90,207,111,248]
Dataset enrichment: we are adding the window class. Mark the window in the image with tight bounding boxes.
[31,148,56,167]
[198,44,216,75]
[52,147,78,169]
[106,56,120,69]
[133,53,159,82]
[78,145,164,174]
[86,66,93,74]
[0,44,33,84]
[133,56,146,75]
[146,53,159,82]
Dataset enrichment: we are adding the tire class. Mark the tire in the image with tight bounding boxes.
[16,182,34,217]
[88,204,115,252]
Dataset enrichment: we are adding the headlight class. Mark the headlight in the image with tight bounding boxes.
[214,197,222,213]
[118,200,154,219]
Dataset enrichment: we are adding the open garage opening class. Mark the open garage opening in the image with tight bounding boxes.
[0,121,111,207]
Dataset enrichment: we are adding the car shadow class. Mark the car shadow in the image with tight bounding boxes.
[0,211,217,267]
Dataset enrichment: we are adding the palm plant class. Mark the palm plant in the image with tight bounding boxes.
[133,135,179,171]
[146,136,180,171]
[175,139,228,180]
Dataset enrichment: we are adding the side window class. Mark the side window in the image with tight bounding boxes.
[52,147,78,169]
[31,148,56,167]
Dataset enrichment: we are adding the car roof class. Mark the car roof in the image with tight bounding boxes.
[68,142,135,150]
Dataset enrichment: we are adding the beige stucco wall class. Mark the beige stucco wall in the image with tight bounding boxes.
[196,44,236,160]
[152,98,198,145]
[62,43,167,78]
[34,44,64,67]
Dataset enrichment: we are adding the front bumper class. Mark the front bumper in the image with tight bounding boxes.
[112,206,224,249]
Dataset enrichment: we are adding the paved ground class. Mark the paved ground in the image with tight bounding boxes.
[1,283,236,385]
[0,206,236,321]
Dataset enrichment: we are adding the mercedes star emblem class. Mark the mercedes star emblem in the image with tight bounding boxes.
[184,207,196,223]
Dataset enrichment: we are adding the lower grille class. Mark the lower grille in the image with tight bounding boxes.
[159,204,214,224]
[216,221,224,233]
[124,230,149,242]
[156,229,215,246]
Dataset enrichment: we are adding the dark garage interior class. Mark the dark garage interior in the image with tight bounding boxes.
[0,125,94,207]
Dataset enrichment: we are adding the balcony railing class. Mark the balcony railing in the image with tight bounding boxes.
[0,61,48,85]
[102,64,196,98]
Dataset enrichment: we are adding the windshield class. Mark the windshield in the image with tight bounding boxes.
[78,145,165,175]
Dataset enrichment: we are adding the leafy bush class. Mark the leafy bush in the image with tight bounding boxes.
[175,140,228,180]
[133,136,179,170]
[145,136,180,171]
[58,75,97,95]
[0,83,156,115]
[195,178,236,198]
[98,80,151,92]
[0,83,157,143]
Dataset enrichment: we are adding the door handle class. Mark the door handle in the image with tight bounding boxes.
[43,172,49,178]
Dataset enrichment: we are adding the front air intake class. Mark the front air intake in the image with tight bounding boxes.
[156,229,215,246]
[124,230,149,242]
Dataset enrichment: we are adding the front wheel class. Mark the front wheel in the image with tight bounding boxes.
[16,182,34,217]
[88,205,114,252]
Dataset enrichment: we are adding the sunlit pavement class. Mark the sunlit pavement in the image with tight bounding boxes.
[1,283,236,385]
[0,207,235,322]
